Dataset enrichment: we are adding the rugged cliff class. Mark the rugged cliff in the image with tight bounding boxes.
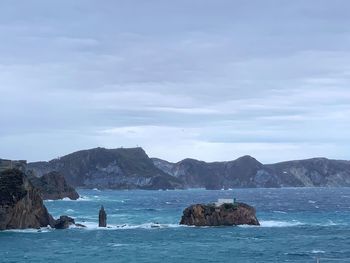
[28,147,183,190]
[29,171,79,200]
[0,169,85,230]
[0,169,54,230]
[180,202,260,226]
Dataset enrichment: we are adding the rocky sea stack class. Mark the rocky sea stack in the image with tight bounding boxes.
[180,202,260,226]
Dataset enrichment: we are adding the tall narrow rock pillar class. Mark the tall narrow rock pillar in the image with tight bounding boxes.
[98,205,107,227]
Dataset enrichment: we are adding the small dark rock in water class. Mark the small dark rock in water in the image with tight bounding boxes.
[99,206,107,227]
[180,202,260,226]
[54,216,75,229]
[53,216,86,229]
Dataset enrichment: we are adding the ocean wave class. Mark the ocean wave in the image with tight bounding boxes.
[4,227,52,233]
[76,196,93,201]
[273,210,288,214]
[311,250,325,254]
[78,222,184,230]
[259,220,303,227]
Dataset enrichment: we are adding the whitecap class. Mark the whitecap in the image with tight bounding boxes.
[273,210,287,214]
[259,220,303,227]
[308,200,316,204]
[76,196,92,201]
[4,227,52,233]
[78,222,184,230]
[311,250,325,254]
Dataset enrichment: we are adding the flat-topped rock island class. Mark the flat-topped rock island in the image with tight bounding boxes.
[180,199,260,226]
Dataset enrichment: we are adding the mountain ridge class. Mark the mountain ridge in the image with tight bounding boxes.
[19,147,350,189]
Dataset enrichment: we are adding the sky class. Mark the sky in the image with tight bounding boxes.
[1,0,350,163]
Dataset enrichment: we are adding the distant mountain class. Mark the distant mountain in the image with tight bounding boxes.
[28,147,183,190]
[17,147,350,190]
[153,156,350,189]
[152,156,278,189]
[266,158,350,187]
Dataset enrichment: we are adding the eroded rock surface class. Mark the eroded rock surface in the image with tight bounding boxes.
[180,202,260,226]
[29,171,79,200]
[0,169,55,230]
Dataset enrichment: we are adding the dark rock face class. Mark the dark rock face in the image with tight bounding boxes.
[28,147,183,190]
[180,203,260,226]
[98,206,107,227]
[0,169,55,230]
[54,216,76,229]
[29,171,79,200]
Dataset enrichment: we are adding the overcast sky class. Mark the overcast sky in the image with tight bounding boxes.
[1,0,350,163]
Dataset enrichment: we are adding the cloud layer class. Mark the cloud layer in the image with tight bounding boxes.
[1,0,350,163]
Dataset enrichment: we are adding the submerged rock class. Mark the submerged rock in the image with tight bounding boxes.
[180,202,260,226]
[54,216,75,229]
[53,215,85,229]
[0,169,55,230]
[99,206,107,227]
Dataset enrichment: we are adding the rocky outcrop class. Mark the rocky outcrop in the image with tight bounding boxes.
[0,169,86,230]
[53,215,85,229]
[28,147,183,190]
[98,206,107,227]
[28,171,79,200]
[180,202,260,226]
[0,169,55,230]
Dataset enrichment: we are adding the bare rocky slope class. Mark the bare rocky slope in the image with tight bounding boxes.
[152,156,350,189]
[24,147,350,190]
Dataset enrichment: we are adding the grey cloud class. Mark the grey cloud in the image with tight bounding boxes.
[1,0,350,162]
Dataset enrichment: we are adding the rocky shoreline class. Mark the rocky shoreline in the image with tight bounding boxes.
[0,169,83,230]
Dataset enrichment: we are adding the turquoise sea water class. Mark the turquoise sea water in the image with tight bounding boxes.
[1,188,350,262]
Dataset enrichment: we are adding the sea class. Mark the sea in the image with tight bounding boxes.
[1,188,350,263]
